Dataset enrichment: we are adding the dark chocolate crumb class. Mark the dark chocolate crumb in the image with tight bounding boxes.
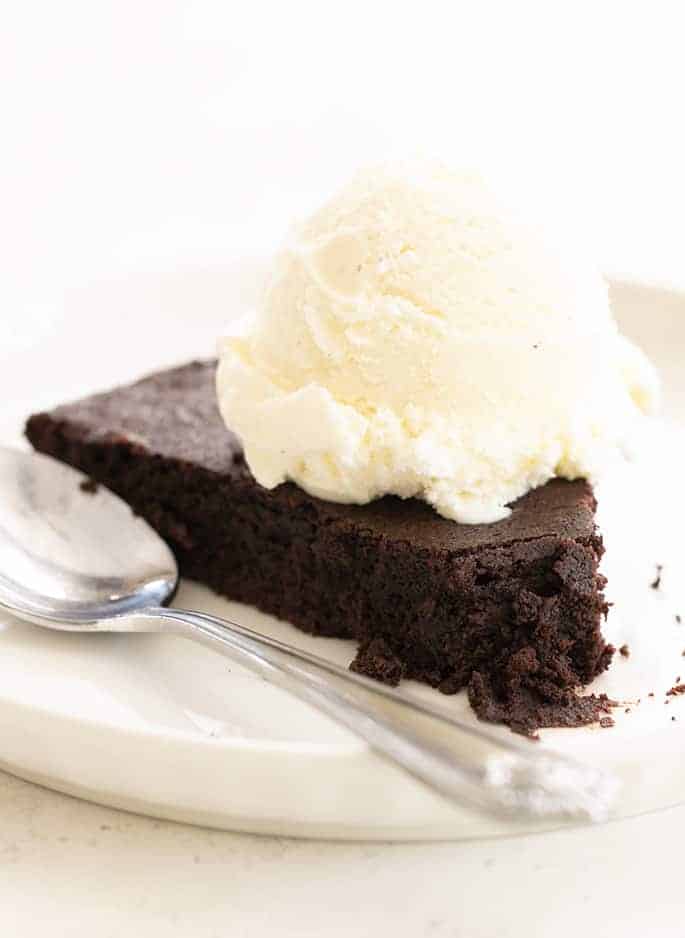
[599,716,615,728]
[619,644,630,658]
[648,692,655,697]
[79,478,99,494]
[624,707,631,714]
[350,637,405,686]
[650,565,663,590]
[466,673,616,738]
[665,699,670,704]
[676,615,682,624]
[666,683,685,697]
[672,716,677,721]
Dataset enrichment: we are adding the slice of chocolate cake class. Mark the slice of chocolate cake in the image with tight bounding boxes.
[26,360,614,735]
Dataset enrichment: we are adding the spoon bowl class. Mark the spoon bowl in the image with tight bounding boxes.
[0,448,177,627]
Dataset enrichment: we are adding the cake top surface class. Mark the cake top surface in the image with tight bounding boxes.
[42,360,598,552]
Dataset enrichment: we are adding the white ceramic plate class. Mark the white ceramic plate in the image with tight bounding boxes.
[0,273,683,840]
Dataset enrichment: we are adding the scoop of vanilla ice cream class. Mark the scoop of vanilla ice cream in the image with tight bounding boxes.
[217,164,659,523]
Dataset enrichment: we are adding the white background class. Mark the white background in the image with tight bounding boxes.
[2,0,685,311]
[2,3,685,936]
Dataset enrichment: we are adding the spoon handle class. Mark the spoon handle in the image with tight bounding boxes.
[129,606,616,822]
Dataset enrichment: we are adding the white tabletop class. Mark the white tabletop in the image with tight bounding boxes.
[0,768,682,938]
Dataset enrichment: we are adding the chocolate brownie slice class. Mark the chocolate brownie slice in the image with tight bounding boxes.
[26,360,613,735]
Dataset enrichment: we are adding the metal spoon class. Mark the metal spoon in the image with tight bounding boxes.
[0,447,618,822]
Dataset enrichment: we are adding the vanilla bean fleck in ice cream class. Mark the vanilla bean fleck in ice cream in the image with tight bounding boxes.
[216,163,659,523]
